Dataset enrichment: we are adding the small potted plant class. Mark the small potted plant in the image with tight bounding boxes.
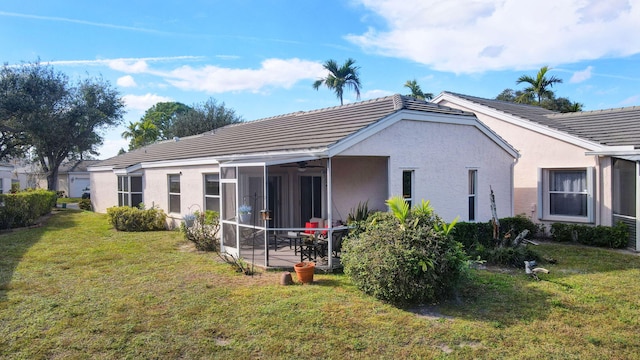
[238,204,252,223]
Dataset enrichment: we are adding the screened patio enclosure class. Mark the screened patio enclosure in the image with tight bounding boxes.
[218,156,389,269]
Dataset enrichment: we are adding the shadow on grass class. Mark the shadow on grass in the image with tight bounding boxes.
[0,209,78,302]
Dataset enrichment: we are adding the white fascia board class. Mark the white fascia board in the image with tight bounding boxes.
[433,93,606,152]
[585,147,639,156]
[328,109,520,159]
[87,165,114,172]
[139,156,219,169]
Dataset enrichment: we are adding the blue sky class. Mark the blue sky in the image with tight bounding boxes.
[1,0,640,159]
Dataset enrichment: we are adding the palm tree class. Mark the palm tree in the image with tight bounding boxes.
[121,120,159,150]
[516,66,563,104]
[403,79,433,100]
[313,58,361,105]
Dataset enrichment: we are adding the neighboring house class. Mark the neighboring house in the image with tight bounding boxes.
[0,163,13,194]
[53,160,100,197]
[89,94,519,268]
[432,92,640,250]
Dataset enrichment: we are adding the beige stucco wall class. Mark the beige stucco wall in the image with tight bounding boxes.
[91,170,118,213]
[437,99,609,226]
[91,164,219,228]
[339,119,516,223]
[331,157,388,220]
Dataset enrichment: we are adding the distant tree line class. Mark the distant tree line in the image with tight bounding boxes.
[122,98,243,151]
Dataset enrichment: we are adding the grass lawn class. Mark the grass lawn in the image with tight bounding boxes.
[1,210,640,359]
[56,198,81,207]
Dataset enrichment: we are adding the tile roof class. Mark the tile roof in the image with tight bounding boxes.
[59,160,102,173]
[96,94,473,169]
[443,92,640,147]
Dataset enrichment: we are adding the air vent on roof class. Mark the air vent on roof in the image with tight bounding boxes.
[173,136,180,142]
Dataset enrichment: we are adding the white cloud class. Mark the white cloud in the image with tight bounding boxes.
[122,93,173,112]
[108,59,150,73]
[96,137,129,159]
[362,89,394,99]
[162,58,326,93]
[570,66,594,83]
[117,75,137,87]
[620,94,640,105]
[348,0,640,73]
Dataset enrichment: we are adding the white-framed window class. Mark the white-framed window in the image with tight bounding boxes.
[538,167,594,222]
[168,174,181,213]
[117,175,143,207]
[402,170,414,207]
[468,169,478,221]
[204,173,220,212]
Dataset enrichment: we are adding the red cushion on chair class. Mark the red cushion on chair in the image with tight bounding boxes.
[304,222,318,234]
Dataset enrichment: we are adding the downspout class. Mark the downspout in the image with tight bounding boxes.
[327,157,333,269]
[636,161,640,251]
[511,157,519,217]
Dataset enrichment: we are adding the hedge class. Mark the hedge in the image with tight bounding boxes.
[106,206,167,231]
[0,190,57,229]
[550,221,629,248]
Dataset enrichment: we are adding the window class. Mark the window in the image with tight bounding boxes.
[118,176,143,207]
[402,170,414,207]
[468,169,477,221]
[168,174,181,213]
[539,168,593,222]
[204,173,220,212]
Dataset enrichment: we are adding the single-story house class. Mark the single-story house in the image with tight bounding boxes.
[0,163,13,194]
[89,94,519,268]
[51,160,100,197]
[432,92,640,250]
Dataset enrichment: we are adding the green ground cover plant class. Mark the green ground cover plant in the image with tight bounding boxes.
[1,210,640,359]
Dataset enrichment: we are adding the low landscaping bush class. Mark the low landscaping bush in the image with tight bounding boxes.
[0,189,57,229]
[181,210,220,251]
[550,221,628,248]
[106,205,167,231]
[78,199,92,211]
[341,197,468,304]
[451,215,541,267]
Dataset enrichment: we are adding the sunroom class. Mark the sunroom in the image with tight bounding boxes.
[218,155,389,270]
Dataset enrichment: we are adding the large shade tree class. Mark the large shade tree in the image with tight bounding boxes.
[140,101,191,140]
[313,58,361,105]
[171,98,243,137]
[0,66,29,159]
[403,79,433,101]
[0,61,124,190]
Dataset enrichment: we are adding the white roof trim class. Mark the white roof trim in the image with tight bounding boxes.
[432,92,606,152]
[329,108,520,159]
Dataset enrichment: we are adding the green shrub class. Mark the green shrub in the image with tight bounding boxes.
[78,199,92,211]
[551,222,628,248]
[341,197,468,304]
[0,189,57,229]
[181,210,220,251]
[106,205,167,231]
[450,215,542,267]
[500,215,538,238]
